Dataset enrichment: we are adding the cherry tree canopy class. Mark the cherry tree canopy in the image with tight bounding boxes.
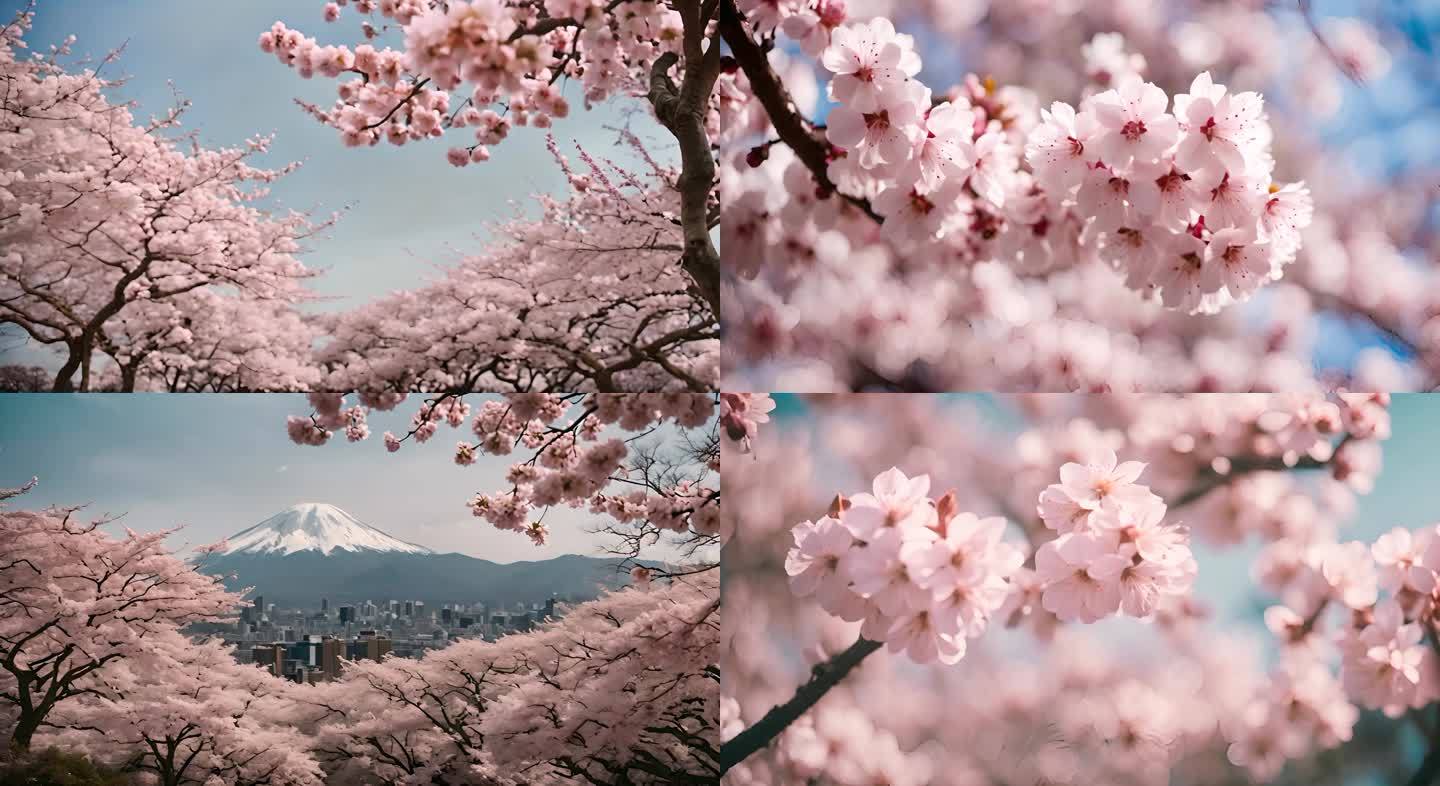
[261,0,724,319]
[313,138,717,394]
[295,574,718,784]
[0,503,243,751]
[0,10,323,392]
[47,632,325,786]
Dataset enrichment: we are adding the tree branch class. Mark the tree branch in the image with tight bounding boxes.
[719,636,882,772]
[1170,436,1350,508]
[718,0,881,223]
[645,8,721,321]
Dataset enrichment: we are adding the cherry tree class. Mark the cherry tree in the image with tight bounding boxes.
[90,291,320,393]
[259,0,724,320]
[45,632,325,786]
[286,392,720,569]
[0,500,243,752]
[720,0,1439,391]
[313,137,717,394]
[0,9,324,392]
[718,392,1440,785]
[295,574,718,784]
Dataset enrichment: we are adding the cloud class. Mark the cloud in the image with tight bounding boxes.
[276,465,289,473]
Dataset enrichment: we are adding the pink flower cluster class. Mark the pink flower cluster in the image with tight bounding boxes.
[1034,449,1197,621]
[1224,650,1358,780]
[786,468,1024,664]
[262,1,682,163]
[1228,522,1440,779]
[812,10,1312,314]
[1029,73,1313,313]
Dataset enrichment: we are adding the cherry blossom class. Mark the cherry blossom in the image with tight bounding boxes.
[289,394,719,570]
[0,503,243,751]
[721,0,1436,392]
[723,392,1430,784]
[261,0,724,318]
[1,13,322,392]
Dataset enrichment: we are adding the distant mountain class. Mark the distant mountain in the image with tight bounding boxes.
[194,504,648,607]
[222,502,433,555]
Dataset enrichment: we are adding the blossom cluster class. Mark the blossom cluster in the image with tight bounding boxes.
[811,13,1311,314]
[287,393,719,549]
[261,1,683,164]
[719,1,1440,394]
[786,468,1025,664]
[1222,523,1440,779]
[1028,74,1312,313]
[1034,449,1196,621]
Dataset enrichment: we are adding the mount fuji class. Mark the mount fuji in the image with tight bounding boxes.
[194,503,650,607]
[221,503,433,556]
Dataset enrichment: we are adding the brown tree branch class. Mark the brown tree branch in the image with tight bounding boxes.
[718,636,882,772]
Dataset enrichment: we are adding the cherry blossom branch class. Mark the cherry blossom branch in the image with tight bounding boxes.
[718,636,882,772]
[1170,436,1352,508]
[718,0,881,223]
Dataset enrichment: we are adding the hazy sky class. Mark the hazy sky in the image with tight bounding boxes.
[0,394,694,564]
[0,0,669,363]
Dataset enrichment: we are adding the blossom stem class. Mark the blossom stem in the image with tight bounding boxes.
[719,636,883,772]
[718,0,882,223]
[1170,435,1352,508]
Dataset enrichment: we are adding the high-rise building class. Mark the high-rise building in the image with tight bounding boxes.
[543,598,556,620]
[349,631,393,662]
[321,635,343,680]
[253,596,264,619]
[251,644,284,677]
[404,600,413,618]
[321,598,329,613]
[339,605,355,624]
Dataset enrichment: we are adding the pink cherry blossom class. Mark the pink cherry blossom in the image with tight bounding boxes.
[1089,80,1179,172]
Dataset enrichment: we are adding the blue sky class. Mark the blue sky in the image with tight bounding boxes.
[1,0,668,363]
[772,393,1440,624]
[0,394,696,564]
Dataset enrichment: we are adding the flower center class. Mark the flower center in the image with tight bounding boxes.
[1121,119,1147,141]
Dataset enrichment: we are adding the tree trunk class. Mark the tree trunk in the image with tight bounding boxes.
[9,712,41,753]
[51,341,82,392]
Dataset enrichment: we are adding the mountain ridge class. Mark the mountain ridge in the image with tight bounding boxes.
[194,504,651,607]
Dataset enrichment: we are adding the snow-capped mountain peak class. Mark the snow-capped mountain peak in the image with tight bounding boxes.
[221,503,433,556]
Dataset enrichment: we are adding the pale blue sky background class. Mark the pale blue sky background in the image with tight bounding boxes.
[772,393,1440,625]
[0,0,668,362]
[0,394,695,563]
